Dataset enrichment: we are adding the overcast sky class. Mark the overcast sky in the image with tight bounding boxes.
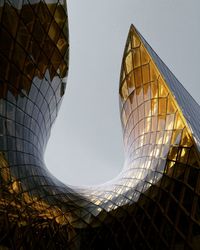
[45,0,200,186]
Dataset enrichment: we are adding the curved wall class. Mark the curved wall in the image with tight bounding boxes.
[0,1,200,249]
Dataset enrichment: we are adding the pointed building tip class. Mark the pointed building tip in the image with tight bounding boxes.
[130,24,139,32]
[129,24,135,33]
[128,24,140,37]
[130,24,135,30]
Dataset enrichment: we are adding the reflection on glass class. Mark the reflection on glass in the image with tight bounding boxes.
[0,2,199,249]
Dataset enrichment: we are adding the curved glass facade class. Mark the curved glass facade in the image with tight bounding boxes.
[0,1,200,249]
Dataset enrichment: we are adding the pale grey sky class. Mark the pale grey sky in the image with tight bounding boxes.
[45,0,200,186]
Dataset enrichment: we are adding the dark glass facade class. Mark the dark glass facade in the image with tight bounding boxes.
[0,1,200,249]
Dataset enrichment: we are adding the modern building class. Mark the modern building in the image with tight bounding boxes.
[0,1,200,249]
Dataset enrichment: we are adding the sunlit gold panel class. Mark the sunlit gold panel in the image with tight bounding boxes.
[120,25,198,188]
[125,52,133,74]
[118,25,200,249]
[0,2,200,248]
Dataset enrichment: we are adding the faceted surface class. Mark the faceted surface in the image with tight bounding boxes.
[0,1,200,249]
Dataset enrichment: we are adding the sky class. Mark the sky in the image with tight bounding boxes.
[45,0,200,186]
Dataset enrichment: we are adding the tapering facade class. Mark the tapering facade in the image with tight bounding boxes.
[0,1,200,249]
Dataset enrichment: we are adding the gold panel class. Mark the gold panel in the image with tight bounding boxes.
[0,2,200,248]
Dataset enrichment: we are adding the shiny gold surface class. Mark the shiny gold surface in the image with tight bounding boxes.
[0,2,200,249]
[0,2,68,98]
